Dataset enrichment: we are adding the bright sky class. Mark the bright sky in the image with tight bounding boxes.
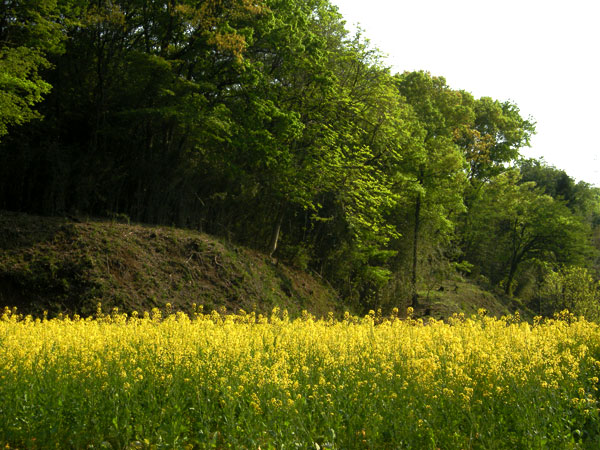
[332,0,600,187]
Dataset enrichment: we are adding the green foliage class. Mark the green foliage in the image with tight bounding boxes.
[519,158,600,224]
[0,0,594,312]
[0,0,72,138]
[541,266,600,321]
[464,97,535,181]
[391,71,471,304]
[516,159,600,282]
[0,47,51,137]
[464,170,594,295]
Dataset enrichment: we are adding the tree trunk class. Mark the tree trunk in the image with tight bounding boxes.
[505,241,532,296]
[268,208,285,258]
[411,192,421,308]
[505,219,525,296]
[505,259,518,296]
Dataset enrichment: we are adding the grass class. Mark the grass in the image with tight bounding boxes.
[1,307,599,449]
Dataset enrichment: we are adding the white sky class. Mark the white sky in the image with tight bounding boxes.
[332,0,600,187]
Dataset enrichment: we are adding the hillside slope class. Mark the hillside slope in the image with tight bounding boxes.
[0,211,530,320]
[0,211,340,317]
[415,278,531,321]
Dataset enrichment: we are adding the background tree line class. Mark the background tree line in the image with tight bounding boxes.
[1,0,599,315]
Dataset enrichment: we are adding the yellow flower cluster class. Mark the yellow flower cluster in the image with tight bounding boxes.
[1,306,599,449]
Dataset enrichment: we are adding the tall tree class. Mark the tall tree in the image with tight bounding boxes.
[0,0,69,139]
[393,71,470,307]
[459,97,535,183]
[465,170,593,295]
[0,0,266,217]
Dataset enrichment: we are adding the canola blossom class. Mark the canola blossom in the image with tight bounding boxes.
[1,306,600,449]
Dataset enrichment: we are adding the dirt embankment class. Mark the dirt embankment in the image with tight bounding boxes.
[0,211,340,317]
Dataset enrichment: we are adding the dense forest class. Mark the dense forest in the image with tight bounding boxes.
[1,0,599,316]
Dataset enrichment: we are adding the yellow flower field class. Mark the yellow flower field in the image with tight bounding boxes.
[1,306,599,449]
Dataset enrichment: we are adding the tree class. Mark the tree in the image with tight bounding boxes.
[541,266,600,320]
[0,47,51,138]
[216,1,410,274]
[0,0,267,216]
[465,170,593,295]
[0,0,70,139]
[393,71,470,307]
[519,158,600,221]
[518,158,600,278]
[459,97,535,183]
